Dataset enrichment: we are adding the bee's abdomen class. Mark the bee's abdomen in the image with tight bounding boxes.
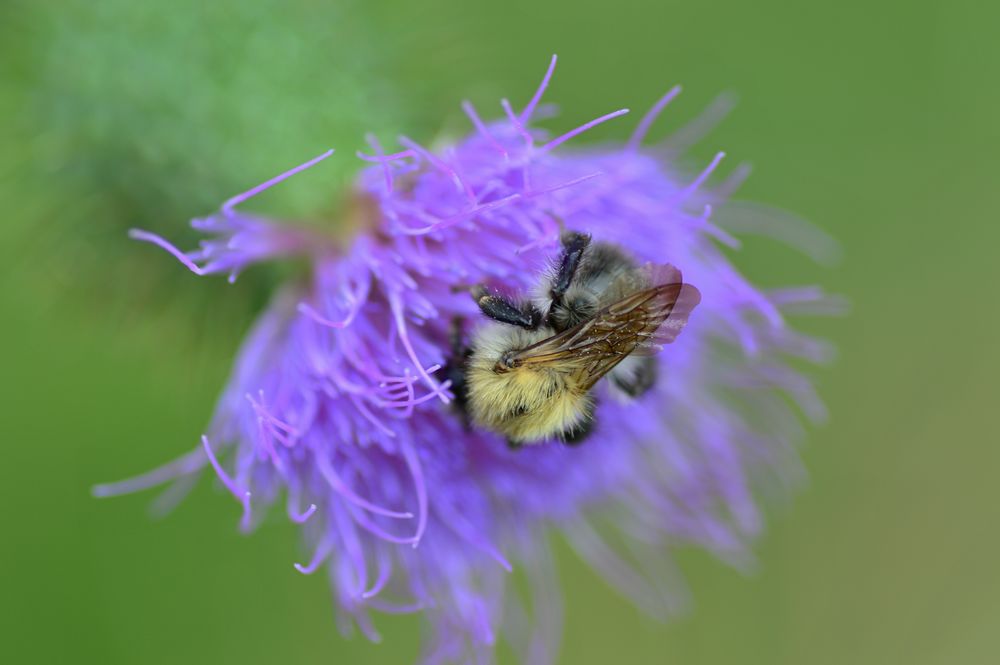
[467,360,591,444]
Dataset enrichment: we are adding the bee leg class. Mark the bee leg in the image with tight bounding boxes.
[449,316,468,358]
[550,230,591,307]
[471,285,543,330]
[505,438,524,451]
[610,357,658,398]
[561,413,595,446]
[446,317,472,429]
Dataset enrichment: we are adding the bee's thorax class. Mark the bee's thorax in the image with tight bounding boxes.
[549,289,599,331]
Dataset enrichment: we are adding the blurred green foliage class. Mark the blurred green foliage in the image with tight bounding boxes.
[2,0,998,663]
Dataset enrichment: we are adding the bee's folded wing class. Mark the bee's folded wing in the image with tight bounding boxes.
[635,263,701,352]
[512,264,701,388]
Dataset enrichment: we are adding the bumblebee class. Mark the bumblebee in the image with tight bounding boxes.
[451,231,700,447]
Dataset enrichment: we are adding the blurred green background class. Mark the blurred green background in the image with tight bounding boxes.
[2,0,997,663]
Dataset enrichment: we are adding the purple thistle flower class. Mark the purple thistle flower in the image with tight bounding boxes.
[96,56,837,664]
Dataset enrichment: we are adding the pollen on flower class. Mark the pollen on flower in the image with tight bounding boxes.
[95,55,835,665]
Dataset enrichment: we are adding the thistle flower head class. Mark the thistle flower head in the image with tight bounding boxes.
[96,57,835,664]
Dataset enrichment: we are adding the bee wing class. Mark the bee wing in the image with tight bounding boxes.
[513,264,701,390]
[628,263,702,352]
